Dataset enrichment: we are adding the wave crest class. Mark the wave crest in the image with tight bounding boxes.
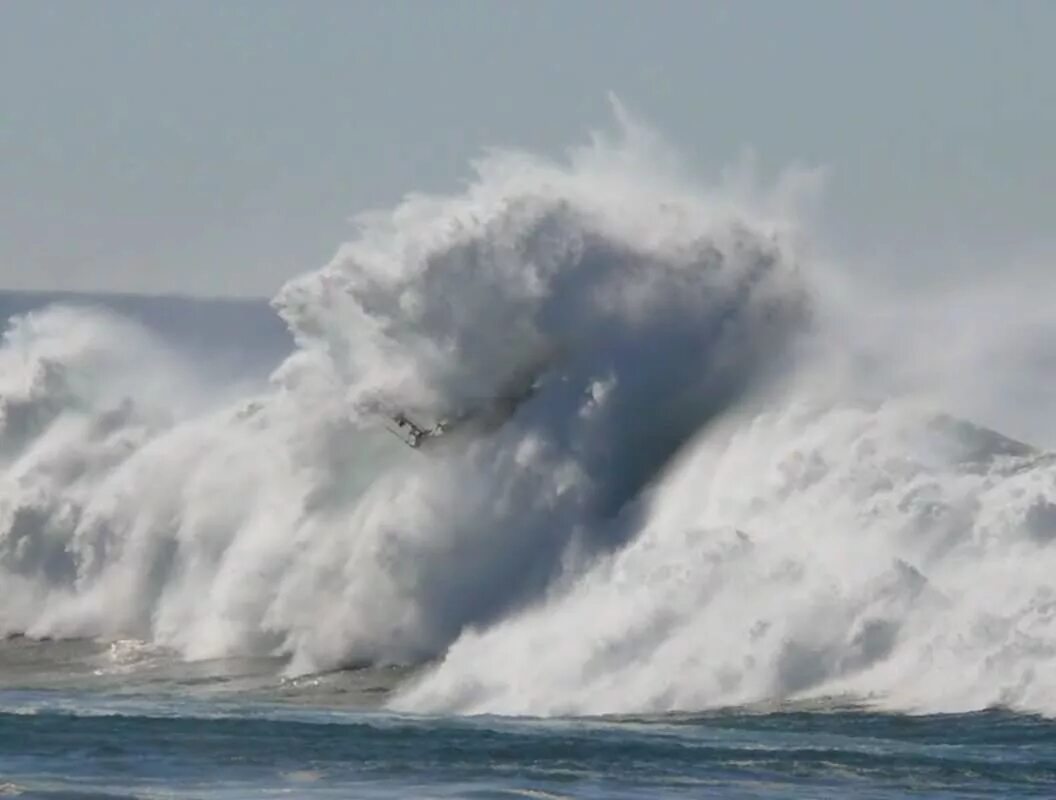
[0,125,807,679]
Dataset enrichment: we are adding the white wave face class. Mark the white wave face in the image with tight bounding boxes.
[0,120,806,678]
[394,400,1056,715]
[3,116,1055,718]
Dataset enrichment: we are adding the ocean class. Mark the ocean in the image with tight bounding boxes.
[2,131,1055,797]
[4,641,1055,798]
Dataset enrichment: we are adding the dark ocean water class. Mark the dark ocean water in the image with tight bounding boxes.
[1,638,1054,799]
[4,689,1056,798]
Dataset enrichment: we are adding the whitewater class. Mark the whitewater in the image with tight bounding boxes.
[2,114,1056,797]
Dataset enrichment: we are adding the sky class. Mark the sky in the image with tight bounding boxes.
[2,1,1054,298]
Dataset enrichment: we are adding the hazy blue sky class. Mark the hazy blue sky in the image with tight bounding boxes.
[2,1,1053,297]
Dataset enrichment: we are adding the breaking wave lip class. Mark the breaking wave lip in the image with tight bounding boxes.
[2,108,1055,719]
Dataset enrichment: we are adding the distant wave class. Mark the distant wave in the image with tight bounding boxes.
[0,291,291,382]
[2,113,1056,718]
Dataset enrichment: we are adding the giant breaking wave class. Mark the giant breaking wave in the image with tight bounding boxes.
[2,116,1055,716]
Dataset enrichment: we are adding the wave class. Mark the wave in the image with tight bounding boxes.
[2,112,1055,717]
[395,404,1056,715]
